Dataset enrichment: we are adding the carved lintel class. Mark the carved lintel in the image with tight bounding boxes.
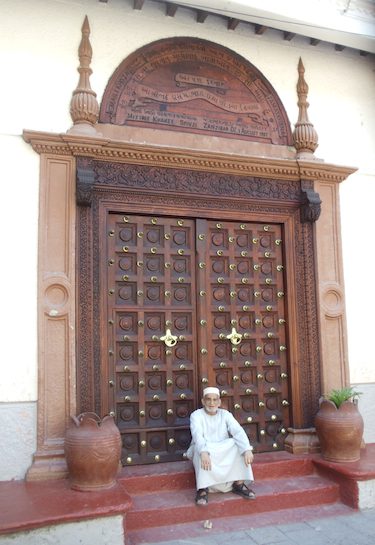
[301,182,322,223]
[76,159,95,206]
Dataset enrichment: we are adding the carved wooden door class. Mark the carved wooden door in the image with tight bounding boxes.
[196,219,289,454]
[105,213,290,465]
[105,213,197,465]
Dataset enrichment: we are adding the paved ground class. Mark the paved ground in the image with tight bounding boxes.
[136,507,375,545]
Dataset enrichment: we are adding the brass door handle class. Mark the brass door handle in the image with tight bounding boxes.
[226,326,243,346]
[160,328,178,347]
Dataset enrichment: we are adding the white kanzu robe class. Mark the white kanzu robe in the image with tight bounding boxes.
[187,408,254,492]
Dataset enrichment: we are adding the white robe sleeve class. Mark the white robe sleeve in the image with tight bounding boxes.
[224,410,253,454]
[190,409,209,455]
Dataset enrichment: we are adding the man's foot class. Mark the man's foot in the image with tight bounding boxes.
[195,488,208,505]
[232,482,256,499]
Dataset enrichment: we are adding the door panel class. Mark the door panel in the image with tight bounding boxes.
[106,214,197,464]
[197,220,289,452]
[105,213,290,464]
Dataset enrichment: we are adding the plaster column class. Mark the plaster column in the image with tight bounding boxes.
[26,153,76,480]
[314,177,350,395]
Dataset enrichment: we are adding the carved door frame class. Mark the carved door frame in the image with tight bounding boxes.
[76,157,320,433]
[23,129,354,479]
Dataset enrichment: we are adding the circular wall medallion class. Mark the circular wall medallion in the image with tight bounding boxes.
[173,231,186,245]
[174,259,186,273]
[146,257,160,272]
[120,407,134,421]
[237,261,249,275]
[176,405,188,418]
[120,377,133,390]
[238,288,249,301]
[119,228,133,242]
[174,287,187,302]
[175,317,188,331]
[261,262,272,275]
[212,233,225,247]
[237,234,248,247]
[119,346,133,360]
[146,286,160,301]
[119,257,132,271]
[119,317,133,330]
[212,260,225,274]
[260,236,271,248]
[149,407,162,420]
[123,435,136,449]
[146,229,160,243]
[175,345,188,359]
[262,316,274,328]
[213,287,225,301]
[147,316,161,330]
[148,376,162,390]
[147,346,162,360]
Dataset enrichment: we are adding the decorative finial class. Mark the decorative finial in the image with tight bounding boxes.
[293,58,318,157]
[68,16,100,135]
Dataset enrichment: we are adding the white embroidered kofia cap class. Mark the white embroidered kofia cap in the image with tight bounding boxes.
[203,387,220,397]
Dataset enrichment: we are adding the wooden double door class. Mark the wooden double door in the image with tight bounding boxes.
[104,212,290,465]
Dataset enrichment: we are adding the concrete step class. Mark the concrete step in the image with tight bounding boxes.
[127,502,353,545]
[120,451,315,494]
[126,473,340,532]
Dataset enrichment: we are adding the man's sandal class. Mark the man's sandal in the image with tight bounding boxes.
[232,482,256,499]
[195,488,209,505]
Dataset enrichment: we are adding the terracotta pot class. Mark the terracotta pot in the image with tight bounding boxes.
[64,412,121,491]
[315,400,363,462]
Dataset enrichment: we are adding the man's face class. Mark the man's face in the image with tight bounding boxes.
[202,394,221,414]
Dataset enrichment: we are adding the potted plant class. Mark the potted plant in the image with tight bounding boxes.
[315,386,363,462]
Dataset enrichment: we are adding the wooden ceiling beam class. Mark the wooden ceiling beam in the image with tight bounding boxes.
[227,18,240,30]
[133,0,145,10]
[254,24,267,35]
[196,10,209,23]
[166,2,178,16]
[284,31,296,41]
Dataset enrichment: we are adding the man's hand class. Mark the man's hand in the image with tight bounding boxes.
[243,450,254,466]
[200,451,211,471]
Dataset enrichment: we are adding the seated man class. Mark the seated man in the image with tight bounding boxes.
[187,386,255,505]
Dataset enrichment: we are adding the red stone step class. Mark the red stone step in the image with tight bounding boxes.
[119,451,315,494]
[127,502,353,545]
[125,473,340,531]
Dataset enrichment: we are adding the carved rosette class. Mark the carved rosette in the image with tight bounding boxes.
[69,16,99,134]
[293,58,318,157]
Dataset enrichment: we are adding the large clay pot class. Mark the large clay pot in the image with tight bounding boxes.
[64,412,121,491]
[315,400,364,462]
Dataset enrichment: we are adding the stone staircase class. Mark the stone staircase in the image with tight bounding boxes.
[121,451,351,545]
[3,447,374,545]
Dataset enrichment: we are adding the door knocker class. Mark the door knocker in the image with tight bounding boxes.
[160,328,178,347]
[226,326,243,346]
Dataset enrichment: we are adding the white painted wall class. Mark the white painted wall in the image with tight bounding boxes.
[0,0,374,478]
[0,515,124,545]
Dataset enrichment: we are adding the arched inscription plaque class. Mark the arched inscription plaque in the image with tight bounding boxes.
[99,37,292,145]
